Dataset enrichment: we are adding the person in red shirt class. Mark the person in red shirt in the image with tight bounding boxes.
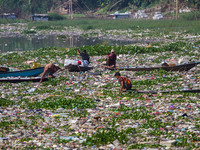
[114,72,132,93]
[106,49,117,68]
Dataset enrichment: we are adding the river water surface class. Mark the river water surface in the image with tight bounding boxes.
[0,35,144,52]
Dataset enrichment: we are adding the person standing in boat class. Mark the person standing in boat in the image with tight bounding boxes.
[114,72,132,93]
[106,49,117,68]
[77,49,90,66]
[40,62,61,83]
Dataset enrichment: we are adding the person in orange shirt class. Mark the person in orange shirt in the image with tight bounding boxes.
[114,72,132,93]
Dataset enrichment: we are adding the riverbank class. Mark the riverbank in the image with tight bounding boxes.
[1,19,200,49]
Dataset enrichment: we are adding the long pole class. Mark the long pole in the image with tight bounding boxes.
[69,0,73,20]
[176,0,178,19]
[71,0,73,19]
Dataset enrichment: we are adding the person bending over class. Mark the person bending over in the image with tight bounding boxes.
[114,72,132,93]
[40,62,61,83]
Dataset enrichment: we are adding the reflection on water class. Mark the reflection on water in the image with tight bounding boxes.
[0,35,142,52]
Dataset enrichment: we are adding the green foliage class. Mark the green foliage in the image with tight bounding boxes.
[67,41,186,56]
[141,119,175,129]
[180,12,200,20]
[0,120,23,130]
[128,143,164,149]
[27,19,200,34]
[35,25,52,30]
[83,127,129,146]
[48,13,65,21]
[0,98,15,107]
[0,0,200,19]
[25,96,96,110]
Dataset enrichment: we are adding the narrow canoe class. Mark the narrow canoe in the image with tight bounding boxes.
[0,67,9,72]
[0,77,48,83]
[109,62,200,72]
[128,89,200,93]
[65,64,93,72]
[0,67,44,78]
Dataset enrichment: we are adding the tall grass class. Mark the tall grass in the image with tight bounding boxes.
[1,16,200,34]
[27,18,200,34]
[0,19,27,24]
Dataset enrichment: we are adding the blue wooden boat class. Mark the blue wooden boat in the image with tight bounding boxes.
[0,76,48,83]
[0,67,44,78]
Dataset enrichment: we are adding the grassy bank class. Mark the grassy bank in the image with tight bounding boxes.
[26,18,200,34]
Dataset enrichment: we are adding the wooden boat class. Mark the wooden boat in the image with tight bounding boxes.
[0,77,48,83]
[65,64,93,72]
[0,67,9,72]
[0,67,44,78]
[109,62,200,72]
[128,89,200,94]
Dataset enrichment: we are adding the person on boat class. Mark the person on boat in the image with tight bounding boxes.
[114,72,132,93]
[40,62,61,83]
[77,49,90,66]
[106,49,117,68]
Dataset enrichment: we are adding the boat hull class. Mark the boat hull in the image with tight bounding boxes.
[0,77,48,83]
[65,64,93,72]
[109,63,198,72]
[128,89,200,93]
[0,67,9,72]
[0,67,44,78]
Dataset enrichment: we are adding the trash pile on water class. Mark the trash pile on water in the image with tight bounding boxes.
[0,47,200,149]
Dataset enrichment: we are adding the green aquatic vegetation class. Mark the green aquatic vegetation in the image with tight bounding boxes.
[128,143,164,149]
[57,35,67,39]
[42,76,69,86]
[0,98,15,107]
[111,106,152,120]
[28,115,45,122]
[35,25,53,30]
[148,129,166,136]
[57,138,70,144]
[118,111,152,120]
[134,69,172,76]
[42,127,57,134]
[26,96,96,110]
[170,98,186,103]
[83,127,129,146]
[68,110,88,118]
[24,146,43,149]
[66,41,187,57]
[0,52,26,68]
[19,137,33,142]
[22,30,36,34]
[133,76,179,87]
[141,119,175,129]
[174,137,190,147]
[102,89,117,97]
[0,120,23,130]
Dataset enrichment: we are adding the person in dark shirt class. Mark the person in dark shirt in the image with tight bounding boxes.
[114,72,132,93]
[106,49,117,68]
[77,49,90,66]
